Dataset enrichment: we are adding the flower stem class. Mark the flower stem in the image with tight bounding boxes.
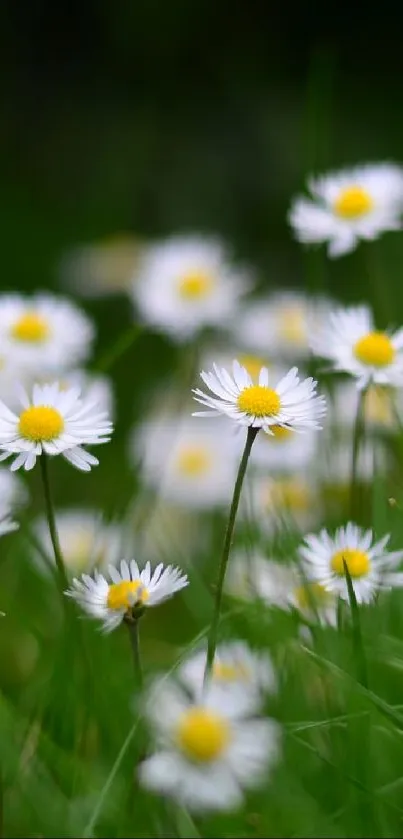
[350,387,366,520]
[204,426,258,683]
[95,324,142,374]
[126,618,143,691]
[343,559,368,688]
[39,454,69,593]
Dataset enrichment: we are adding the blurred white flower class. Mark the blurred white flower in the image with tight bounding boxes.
[250,423,317,473]
[131,415,240,510]
[130,235,250,340]
[59,234,143,297]
[318,438,387,490]
[232,292,334,359]
[139,676,280,812]
[0,467,27,511]
[245,473,319,533]
[0,293,94,373]
[331,380,397,433]
[289,163,403,257]
[311,304,403,388]
[300,522,403,603]
[35,510,126,575]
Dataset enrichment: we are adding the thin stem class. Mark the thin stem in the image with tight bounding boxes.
[343,559,368,688]
[39,454,69,592]
[204,426,258,682]
[126,618,143,691]
[95,324,142,374]
[350,387,366,520]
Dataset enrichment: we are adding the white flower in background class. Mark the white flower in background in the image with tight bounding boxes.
[251,424,317,473]
[332,380,397,433]
[139,676,280,812]
[300,523,403,603]
[193,361,326,434]
[131,416,240,510]
[0,467,27,510]
[318,440,387,496]
[131,235,250,340]
[245,473,319,533]
[0,382,113,472]
[35,510,125,575]
[232,292,334,359]
[289,163,403,257]
[66,558,188,632]
[0,510,19,537]
[312,304,403,389]
[0,294,94,373]
[179,641,277,715]
[59,234,143,297]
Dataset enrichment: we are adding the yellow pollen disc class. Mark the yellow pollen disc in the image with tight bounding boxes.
[177,271,213,299]
[237,385,281,418]
[278,309,307,344]
[213,661,249,682]
[364,386,393,426]
[11,312,49,343]
[295,582,330,611]
[176,707,230,762]
[333,185,374,218]
[107,580,149,610]
[354,332,395,367]
[18,405,64,442]
[238,354,269,382]
[268,478,310,512]
[176,446,211,476]
[331,548,370,578]
[270,425,293,441]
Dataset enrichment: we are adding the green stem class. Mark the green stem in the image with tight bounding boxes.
[343,559,368,688]
[204,426,258,682]
[350,388,366,520]
[39,454,69,592]
[95,323,142,374]
[126,618,143,691]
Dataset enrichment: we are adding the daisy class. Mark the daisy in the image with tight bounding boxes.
[179,640,277,715]
[0,510,19,537]
[299,523,403,603]
[289,163,403,257]
[66,558,188,632]
[0,293,94,373]
[245,473,319,533]
[232,292,334,359]
[251,424,317,473]
[311,304,403,388]
[35,510,126,575]
[332,380,396,433]
[193,361,326,435]
[130,235,250,340]
[0,382,113,472]
[59,234,143,297]
[131,415,240,509]
[139,676,280,812]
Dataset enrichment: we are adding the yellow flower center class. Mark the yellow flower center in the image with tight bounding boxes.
[270,425,293,441]
[295,582,330,611]
[176,446,211,476]
[364,385,393,426]
[333,185,374,218]
[354,332,395,368]
[278,309,307,345]
[213,661,249,682]
[177,271,213,299]
[176,707,230,762]
[268,478,311,512]
[238,354,268,382]
[237,385,281,418]
[11,312,49,343]
[18,405,64,442]
[107,580,149,610]
[331,548,370,578]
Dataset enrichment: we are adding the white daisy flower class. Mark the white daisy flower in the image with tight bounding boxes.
[0,382,113,472]
[289,163,403,257]
[66,558,188,632]
[0,293,94,373]
[130,235,250,341]
[311,304,403,389]
[35,510,126,575]
[251,424,317,473]
[139,676,280,812]
[332,380,397,433]
[34,369,115,421]
[193,361,326,435]
[232,292,334,359]
[179,640,277,715]
[131,415,240,509]
[245,473,319,533]
[300,523,403,603]
[59,234,143,297]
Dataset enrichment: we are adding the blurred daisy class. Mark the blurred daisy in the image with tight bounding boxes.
[179,640,277,714]
[312,304,403,389]
[59,234,143,297]
[289,163,403,257]
[232,292,333,359]
[251,424,317,473]
[246,473,319,533]
[0,293,94,372]
[300,523,403,603]
[131,415,239,509]
[66,558,188,632]
[332,380,396,433]
[319,438,387,488]
[0,510,19,537]
[0,467,27,510]
[0,382,112,472]
[35,510,125,575]
[193,361,326,434]
[139,676,280,812]
[131,235,249,340]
